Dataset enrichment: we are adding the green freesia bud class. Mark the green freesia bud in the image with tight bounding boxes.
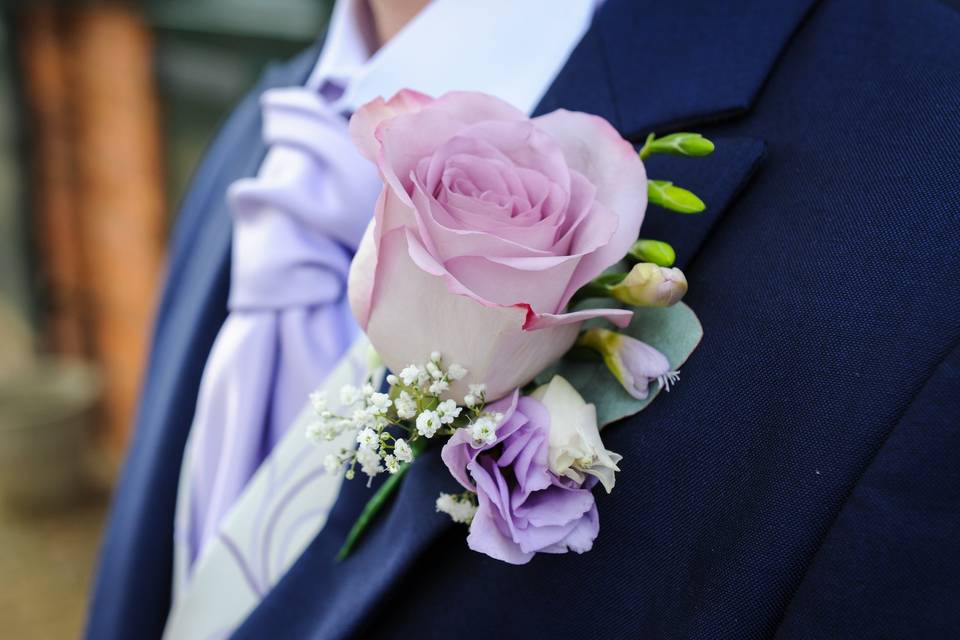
[608,262,687,307]
[628,239,676,267]
[638,132,715,159]
[647,180,705,214]
[649,132,715,157]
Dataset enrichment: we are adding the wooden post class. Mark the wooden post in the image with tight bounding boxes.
[18,3,167,459]
[68,4,166,457]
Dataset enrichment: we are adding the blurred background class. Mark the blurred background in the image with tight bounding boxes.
[0,0,331,636]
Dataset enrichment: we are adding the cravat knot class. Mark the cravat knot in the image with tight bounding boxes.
[226,87,381,312]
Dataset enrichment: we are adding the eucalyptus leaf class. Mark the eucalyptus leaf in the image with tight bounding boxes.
[537,302,703,429]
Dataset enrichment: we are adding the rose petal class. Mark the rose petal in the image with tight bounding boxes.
[533,110,647,304]
[348,89,432,161]
[364,228,581,400]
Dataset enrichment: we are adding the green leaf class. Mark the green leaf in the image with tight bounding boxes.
[537,302,703,428]
[647,180,706,214]
[648,132,715,157]
[628,239,676,267]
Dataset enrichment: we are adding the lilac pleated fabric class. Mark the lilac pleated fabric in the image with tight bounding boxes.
[182,87,381,568]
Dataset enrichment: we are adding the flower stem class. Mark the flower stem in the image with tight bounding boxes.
[335,437,430,561]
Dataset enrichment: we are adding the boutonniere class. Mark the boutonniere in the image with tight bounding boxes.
[307,90,711,564]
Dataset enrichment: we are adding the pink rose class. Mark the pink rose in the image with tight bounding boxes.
[348,90,646,400]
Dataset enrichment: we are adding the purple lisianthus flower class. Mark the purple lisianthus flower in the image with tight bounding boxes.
[441,390,599,565]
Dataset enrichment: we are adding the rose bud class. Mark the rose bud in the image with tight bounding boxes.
[609,263,687,307]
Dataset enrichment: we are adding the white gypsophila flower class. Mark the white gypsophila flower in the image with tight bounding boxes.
[305,420,325,443]
[399,365,422,386]
[435,493,477,524]
[362,409,390,430]
[356,428,379,451]
[339,385,360,407]
[386,373,399,386]
[452,499,478,524]
[393,438,413,463]
[394,391,417,420]
[356,446,383,478]
[447,363,468,380]
[309,390,327,413]
[361,382,375,398]
[367,392,393,415]
[426,361,443,380]
[428,379,450,395]
[469,415,498,445]
[416,410,441,438]
[469,383,486,397]
[384,454,400,474]
[352,407,374,429]
[319,423,341,441]
[436,399,462,425]
[323,453,341,475]
[464,383,487,408]
[430,351,442,363]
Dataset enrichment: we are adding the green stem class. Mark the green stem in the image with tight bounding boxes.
[638,132,656,160]
[335,437,429,561]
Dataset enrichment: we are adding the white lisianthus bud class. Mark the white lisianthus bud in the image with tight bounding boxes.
[530,375,622,493]
[609,263,687,307]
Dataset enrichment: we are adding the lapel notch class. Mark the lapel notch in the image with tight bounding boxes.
[537,0,819,138]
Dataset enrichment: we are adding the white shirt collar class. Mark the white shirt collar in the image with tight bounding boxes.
[308,0,599,116]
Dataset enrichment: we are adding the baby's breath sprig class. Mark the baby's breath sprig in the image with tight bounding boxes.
[436,491,479,525]
[306,351,505,559]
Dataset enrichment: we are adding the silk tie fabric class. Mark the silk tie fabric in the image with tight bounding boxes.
[181,87,380,570]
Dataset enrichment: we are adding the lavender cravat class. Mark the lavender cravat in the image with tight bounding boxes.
[181,86,380,569]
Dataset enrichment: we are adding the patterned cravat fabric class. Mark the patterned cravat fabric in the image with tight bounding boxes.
[181,86,381,569]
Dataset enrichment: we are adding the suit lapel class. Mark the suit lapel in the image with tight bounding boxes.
[233,2,815,638]
[536,0,819,137]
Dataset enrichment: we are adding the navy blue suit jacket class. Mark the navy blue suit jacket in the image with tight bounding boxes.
[86,1,960,638]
